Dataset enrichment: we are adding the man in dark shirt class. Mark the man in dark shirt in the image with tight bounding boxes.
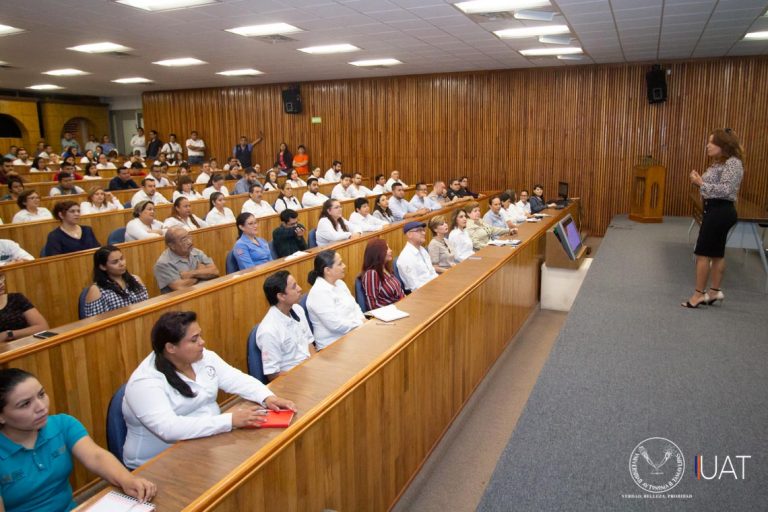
[108,167,139,191]
[146,130,163,159]
[271,209,308,258]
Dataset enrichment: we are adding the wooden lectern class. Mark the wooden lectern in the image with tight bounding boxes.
[629,164,666,223]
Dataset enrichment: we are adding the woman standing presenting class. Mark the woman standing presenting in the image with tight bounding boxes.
[683,128,744,308]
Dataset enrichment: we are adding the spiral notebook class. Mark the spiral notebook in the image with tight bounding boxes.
[85,491,155,511]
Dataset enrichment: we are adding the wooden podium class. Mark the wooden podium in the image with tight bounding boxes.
[629,164,666,223]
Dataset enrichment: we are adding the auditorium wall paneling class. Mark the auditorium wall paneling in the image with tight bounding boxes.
[40,101,110,149]
[143,56,768,236]
[0,97,42,151]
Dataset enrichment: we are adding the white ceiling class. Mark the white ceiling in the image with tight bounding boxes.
[0,0,766,98]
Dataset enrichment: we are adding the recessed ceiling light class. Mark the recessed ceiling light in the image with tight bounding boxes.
[43,68,90,76]
[349,58,402,67]
[152,57,207,67]
[298,44,360,54]
[494,25,569,38]
[557,55,583,61]
[68,42,133,53]
[743,31,768,40]
[514,10,556,21]
[216,68,263,76]
[226,23,302,37]
[454,0,550,14]
[0,24,24,37]
[519,46,582,56]
[539,34,572,44]
[115,0,217,11]
[27,84,64,90]
[112,77,154,84]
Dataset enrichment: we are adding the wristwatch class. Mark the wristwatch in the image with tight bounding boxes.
[6,330,13,340]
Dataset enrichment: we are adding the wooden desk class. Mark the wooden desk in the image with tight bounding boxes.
[74,202,574,511]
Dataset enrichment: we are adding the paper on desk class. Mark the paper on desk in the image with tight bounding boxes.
[285,251,310,261]
[367,304,409,322]
[487,239,521,247]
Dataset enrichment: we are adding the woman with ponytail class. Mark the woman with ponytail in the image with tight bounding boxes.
[122,311,296,469]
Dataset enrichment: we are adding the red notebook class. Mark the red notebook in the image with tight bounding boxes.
[259,409,295,428]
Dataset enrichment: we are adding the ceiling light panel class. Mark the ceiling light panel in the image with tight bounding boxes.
[112,77,154,83]
[514,10,555,21]
[226,23,302,37]
[216,68,264,76]
[115,0,217,11]
[350,58,402,66]
[152,57,207,66]
[494,25,569,38]
[298,44,360,54]
[68,42,133,53]
[519,46,582,56]
[743,31,768,40]
[0,24,24,36]
[43,68,90,76]
[454,0,550,14]
[28,84,64,90]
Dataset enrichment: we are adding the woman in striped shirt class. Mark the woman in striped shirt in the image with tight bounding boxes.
[360,238,405,310]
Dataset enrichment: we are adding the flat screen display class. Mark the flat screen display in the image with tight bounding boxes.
[559,214,582,259]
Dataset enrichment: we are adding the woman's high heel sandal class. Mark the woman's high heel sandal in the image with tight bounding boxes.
[705,288,725,305]
[681,289,708,308]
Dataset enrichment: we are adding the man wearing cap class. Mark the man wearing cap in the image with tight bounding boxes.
[396,221,438,291]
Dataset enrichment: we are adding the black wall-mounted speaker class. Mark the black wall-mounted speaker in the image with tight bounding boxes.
[646,65,667,104]
[282,86,302,114]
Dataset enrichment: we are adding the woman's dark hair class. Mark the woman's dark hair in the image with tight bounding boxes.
[236,212,255,237]
[363,238,391,280]
[172,196,200,227]
[463,201,480,215]
[208,192,224,211]
[207,173,224,188]
[460,176,469,182]
[502,189,518,203]
[320,199,348,232]
[84,163,99,176]
[31,156,46,170]
[263,270,290,306]
[450,207,467,230]
[132,200,153,218]
[354,197,369,211]
[151,311,198,398]
[0,368,35,413]
[6,177,24,194]
[375,174,385,182]
[265,170,278,187]
[93,245,144,297]
[308,249,337,285]
[710,128,744,162]
[374,195,392,217]
[176,175,194,192]
[53,200,78,221]
[17,189,37,209]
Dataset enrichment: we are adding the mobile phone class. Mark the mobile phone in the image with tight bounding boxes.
[33,330,58,339]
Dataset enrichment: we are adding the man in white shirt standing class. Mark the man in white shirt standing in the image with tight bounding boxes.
[410,182,442,211]
[161,133,182,160]
[349,172,373,198]
[256,270,315,381]
[241,183,276,218]
[324,160,342,183]
[130,128,146,157]
[385,170,408,192]
[186,131,206,164]
[389,182,429,221]
[331,174,355,200]
[131,177,171,206]
[396,221,438,291]
[301,178,329,207]
[195,162,213,184]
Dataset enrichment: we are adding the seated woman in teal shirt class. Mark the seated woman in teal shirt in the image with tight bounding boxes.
[0,368,155,512]
[232,212,273,271]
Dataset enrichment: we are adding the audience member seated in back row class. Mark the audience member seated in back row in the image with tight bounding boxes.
[256,270,315,381]
[287,168,306,188]
[125,200,166,241]
[361,239,405,311]
[427,215,457,274]
[465,201,513,250]
[108,167,139,191]
[501,191,528,223]
[410,182,442,211]
[301,177,329,208]
[349,172,373,198]
[427,180,455,206]
[43,201,101,256]
[233,166,261,195]
[131,177,170,207]
[306,250,365,350]
[331,173,355,200]
[83,245,149,318]
[233,213,272,270]
[271,209,308,258]
[49,171,85,197]
[80,187,123,214]
[448,208,474,262]
[371,174,387,195]
[385,170,408,191]
[372,194,395,223]
[348,197,387,232]
[316,199,361,247]
[0,239,34,266]
[274,181,302,213]
[446,178,468,201]
[0,271,49,342]
[396,221,438,292]
[154,226,219,294]
[262,169,280,192]
[173,175,203,201]
[517,189,531,215]
[529,184,557,213]
[324,160,343,183]
[122,311,296,469]
[0,368,156,511]
[205,191,236,226]
[202,174,229,200]
[163,197,207,232]
[12,190,53,224]
[242,183,275,218]
[483,195,517,230]
[389,182,429,221]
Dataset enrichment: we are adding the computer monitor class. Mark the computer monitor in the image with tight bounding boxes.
[557,181,569,201]
[557,214,582,260]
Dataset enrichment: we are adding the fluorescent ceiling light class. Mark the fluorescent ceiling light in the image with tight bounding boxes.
[43,68,90,76]
[226,23,302,37]
[152,57,207,66]
[519,46,582,56]
[494,25,569,38]
[68,42,132,53]
[539,34,572,44]
[350,58,402,67]
[27,84,64,90]
[514,10,555,21]
[115,0,217,11]
[557,55,583,60]
[112,77,154,84]
[743,31,768,40]
[454,0,550,14]
[0,24,24,37]
[298,44,360,54]
[216,68,263,76]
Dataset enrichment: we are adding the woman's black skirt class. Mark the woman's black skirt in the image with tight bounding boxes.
[694,198,737,258]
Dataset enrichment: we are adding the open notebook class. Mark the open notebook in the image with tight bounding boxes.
[366,304,409,322]
[84,491,155,511]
